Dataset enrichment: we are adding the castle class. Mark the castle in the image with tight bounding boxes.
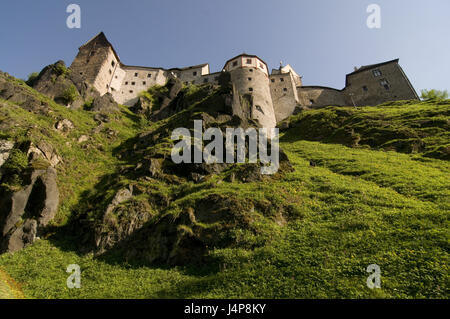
[70,32,419,129]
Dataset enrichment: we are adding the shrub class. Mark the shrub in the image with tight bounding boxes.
[61,85,79,104]
[26,72,39,86]
[420,89,449,101]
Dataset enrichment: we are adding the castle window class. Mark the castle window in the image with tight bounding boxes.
[309,99,314,105]
[134,73,138,77]
[246,59,252,64]
[147,74,152,78]
[283,88,287,92]
[249,69,253,72]
[248,77,252,81]
[106,84,109,89]
[232,61,238,67]
[80,72,83,75]
[380,79,390,90]
[372,69,382,77]
[109,69,112,75]
[115,76,118,79]
[131,82,135,85]
[143,81,146,85]
[280,78,284,82]
[193,71,197,76]
[271,79,275,83]
[129,90,133,93]
[249,87,253,92]
[125,81,128,85]
[111,61,115,67]
[363,86,368,92]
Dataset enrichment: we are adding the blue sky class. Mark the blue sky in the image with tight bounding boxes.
[0,0,448,92]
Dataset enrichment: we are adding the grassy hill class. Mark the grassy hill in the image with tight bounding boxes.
[0,74,448,298]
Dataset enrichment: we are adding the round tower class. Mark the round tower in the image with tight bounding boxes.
[224,54,276,130]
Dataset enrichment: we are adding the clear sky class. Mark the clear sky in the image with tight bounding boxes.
[0,0,448,92]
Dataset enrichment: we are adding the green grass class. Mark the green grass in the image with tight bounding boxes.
[0,137,448,298]
[0,78,448,298]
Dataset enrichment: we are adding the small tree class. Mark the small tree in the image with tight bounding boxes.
[61,85,79,105]
[420,89,449,101]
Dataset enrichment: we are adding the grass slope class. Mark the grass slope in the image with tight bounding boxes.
[0,79,448,298]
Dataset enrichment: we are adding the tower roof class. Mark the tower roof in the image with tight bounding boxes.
[223,53,269,71]
[79,32,121,64]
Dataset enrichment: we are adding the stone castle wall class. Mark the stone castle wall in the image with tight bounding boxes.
[344,62,419,106]
[70,33,419,126]
[297,86,348,108]
[270,72,299,122]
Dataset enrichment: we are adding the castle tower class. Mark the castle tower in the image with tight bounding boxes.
[70,32,122,96]
[224,54,277,130]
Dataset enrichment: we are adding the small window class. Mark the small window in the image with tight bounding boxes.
[283,88,287,92]
[111,61,115,67]
[380,79,390,90]
[372,69,382,77]
[129,90,133,93]
[309,99,314,105]
[249,69,253,72]
[111,88,115,91]
[80,72,83,75]
[193,71,197,76]
[363,86,368,92]
[147,73,152,78]
[246,59,252,64]
[125,81,128,85]
[249,87,253,92]
[232,61,238,67]
[143,81,146,85]
[280,78,284,82]
[131,82,135,85]
[115,76,118,79]
[271,79,275,83]
[106,84,109,89]
[134,73,138,77]
[248,77,252,81]
[109,69,112,75]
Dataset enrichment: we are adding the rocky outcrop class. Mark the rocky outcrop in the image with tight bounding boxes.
[0,167,59,253]
[90,93,119,112]
[0,140,14,168]
[0,71,50,114]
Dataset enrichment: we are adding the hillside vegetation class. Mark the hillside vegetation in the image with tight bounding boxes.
[0,71,448,298]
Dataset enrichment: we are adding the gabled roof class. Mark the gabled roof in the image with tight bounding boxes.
[346,58,399,77]
[79,32,122,63]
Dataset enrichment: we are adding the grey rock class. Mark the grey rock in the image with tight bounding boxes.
[0,167,60,253]
[0,140,14,167]
[91,93,119,112]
